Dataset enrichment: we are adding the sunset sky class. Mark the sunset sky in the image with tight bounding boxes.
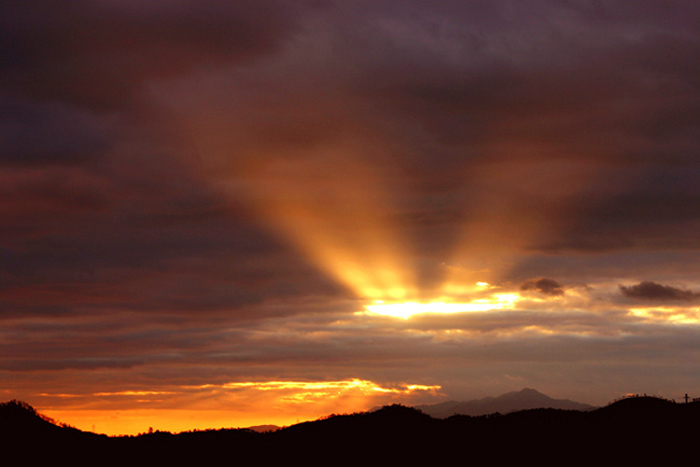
[3,0,700,435]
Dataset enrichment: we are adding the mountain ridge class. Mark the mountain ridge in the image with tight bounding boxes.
[2,397,699,464]
[414,387,596,418]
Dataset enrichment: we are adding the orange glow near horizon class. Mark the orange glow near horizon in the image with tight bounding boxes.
[36,378,442,436]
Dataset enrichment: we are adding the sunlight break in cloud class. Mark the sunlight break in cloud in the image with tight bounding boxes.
[210,379,441,402]
[629,307,700,325]
[362,292,521,319]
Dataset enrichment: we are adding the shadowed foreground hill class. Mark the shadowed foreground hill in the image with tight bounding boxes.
[2,398,698,464]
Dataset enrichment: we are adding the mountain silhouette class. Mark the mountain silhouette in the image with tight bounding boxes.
[0,399,96,439]
[415,388,596,418]
[2,396,698,464]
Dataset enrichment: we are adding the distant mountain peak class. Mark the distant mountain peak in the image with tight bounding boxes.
[518,388,543,394]
[498,388,545,398]
[415,388,596,418]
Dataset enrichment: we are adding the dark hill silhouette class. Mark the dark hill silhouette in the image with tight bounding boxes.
[0,399,63,434]
[0,399,111,460]
[599,394,677,414]
[0,399,97,440]
[591,395,700,433]
[415,388,596,417]
[2,397,697,464]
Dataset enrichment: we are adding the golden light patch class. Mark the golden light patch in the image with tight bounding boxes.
[362,292,521,319]
[210,379,440,399]
[93,390,176,397]
[35,390,176,399]
[629,306,700,324]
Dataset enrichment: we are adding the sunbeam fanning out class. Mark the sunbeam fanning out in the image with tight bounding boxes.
[185,121,420,302]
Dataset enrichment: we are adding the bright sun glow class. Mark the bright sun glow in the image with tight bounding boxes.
[363,292,521,319]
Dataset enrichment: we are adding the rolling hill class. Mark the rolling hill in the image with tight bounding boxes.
[2,395,698,464]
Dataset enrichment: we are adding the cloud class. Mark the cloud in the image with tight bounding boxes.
[0,95,113,166]
[520,278,564,296]
[0,0,312,108]
[619,281,700,301]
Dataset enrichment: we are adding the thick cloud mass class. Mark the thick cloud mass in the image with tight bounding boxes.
[620,281,700,301]
[0,0,307,107]
[2,0,700,430]
[521,278,564,296]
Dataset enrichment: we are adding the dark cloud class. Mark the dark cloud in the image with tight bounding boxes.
[0,131,341,319]
[274,1,700,255]
[520,278,564,296]
[619,281,700,301]
[532,163,700,253]
[0,94,112,166]
[0,0,312,108]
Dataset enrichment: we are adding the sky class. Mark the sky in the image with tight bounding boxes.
[2,0,700,435]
